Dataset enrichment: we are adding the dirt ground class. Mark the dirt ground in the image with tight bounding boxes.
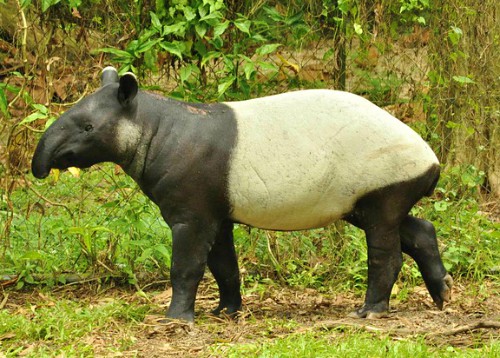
[6,278,498,357]
[134,282,499,357]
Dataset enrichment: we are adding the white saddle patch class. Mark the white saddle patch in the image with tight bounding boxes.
[225,90,438,230]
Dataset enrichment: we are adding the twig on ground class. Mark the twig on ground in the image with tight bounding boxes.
[0,293,9,310]
[426,320,500,337]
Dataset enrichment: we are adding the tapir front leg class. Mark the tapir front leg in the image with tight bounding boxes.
[167,221,217,322]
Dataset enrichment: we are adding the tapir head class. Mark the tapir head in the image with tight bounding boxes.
[32,67,141,179]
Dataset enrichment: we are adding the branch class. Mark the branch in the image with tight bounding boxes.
[15,0,28,69]
[427,320,500,337]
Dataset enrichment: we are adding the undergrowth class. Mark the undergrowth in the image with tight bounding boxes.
[1,163,497,293]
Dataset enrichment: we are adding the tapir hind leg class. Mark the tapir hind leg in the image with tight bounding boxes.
[400,215,453,309]
[345,166,442,318]
[351,225,404,318]
[207,220,242,316]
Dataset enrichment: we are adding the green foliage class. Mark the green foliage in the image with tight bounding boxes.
[399,0,430,24]
[95,0,287,100]
[2,165,171,287]
[427,166,499,279]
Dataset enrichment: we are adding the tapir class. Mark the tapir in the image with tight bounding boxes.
[31,66,453,322]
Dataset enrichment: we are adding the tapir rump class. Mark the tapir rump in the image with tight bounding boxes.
[32,67,453,322]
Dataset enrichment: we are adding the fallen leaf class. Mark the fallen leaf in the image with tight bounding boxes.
[72,8,82,18]
[68,167,80,178]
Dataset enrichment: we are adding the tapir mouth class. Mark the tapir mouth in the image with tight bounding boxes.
[32,164,51,179]
[32,136,76,179]
[52,150,76,169]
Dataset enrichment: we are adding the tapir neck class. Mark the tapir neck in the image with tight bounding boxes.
[118,91,168,186]
[118,91,238,210]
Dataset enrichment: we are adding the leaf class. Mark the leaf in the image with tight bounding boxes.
[452,75,475,84]
[353,23,363,35]
[19,112,47,125]
[199,11,222,24]
[51,169,60,182]
[201,51,222,66]
[44,116,57,129]
[20,0,32,9]
[323,48,335,61]
[234,18,251,35]
[163,22,186,37]
[69,0,81,8]
[159,42,183,60]
[97,47,134,59]
[213,20,229,37]
[21,250,45,261]
[0,88,8,117]
[179,65,193,83]
[258,61,279,73]
[256,43,282,56]
[251,34,267,43]
[337,0,350,14]
[150,11,162,30]
[154,245,171,259]
[448,26,463,45]
[263,5,285,22]
[195,22,208,38]
[243,61,256,80]
[182,5,197,21]
[67,167,80,178]
[217,76,235,97]
[434,201,449,212]
[417,16,426,25]
[277,53,299,74]
[32,103,48,113]
[42,0,60,12]
[135,38,162,54]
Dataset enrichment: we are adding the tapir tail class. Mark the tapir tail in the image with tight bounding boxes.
[424,164,441,197]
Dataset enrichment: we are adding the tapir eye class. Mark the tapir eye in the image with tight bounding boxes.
[84,124,93,132]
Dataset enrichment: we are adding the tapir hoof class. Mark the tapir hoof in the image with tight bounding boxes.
[431,273,453,310]
[150,317,194,333]
[349,303,389,319]
[211,304,241,318]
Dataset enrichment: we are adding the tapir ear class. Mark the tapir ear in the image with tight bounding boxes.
[117,72,138,107]
[101,66,119,87]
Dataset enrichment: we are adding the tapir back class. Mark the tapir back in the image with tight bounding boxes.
[225,90,438,230]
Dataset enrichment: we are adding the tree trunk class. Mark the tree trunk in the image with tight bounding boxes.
[428,0,499,196]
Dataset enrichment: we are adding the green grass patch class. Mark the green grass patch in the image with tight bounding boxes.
[213,331,500,357]
[0,295,149,356]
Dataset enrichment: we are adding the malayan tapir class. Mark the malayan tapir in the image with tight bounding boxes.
[31,66,453,322]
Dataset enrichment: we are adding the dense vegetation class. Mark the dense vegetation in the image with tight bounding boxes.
[0,0,498,356]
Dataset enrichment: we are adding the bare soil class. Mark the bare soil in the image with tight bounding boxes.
[133,280,499,357]
[4,279,498,357]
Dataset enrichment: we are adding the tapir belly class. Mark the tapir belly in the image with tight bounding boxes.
[225,90,438,230]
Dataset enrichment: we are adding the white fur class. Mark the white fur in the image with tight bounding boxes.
[102,66,118,74]
[115,120,141,155]
[225,90,438,230]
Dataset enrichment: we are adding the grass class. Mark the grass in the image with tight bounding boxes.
[0,295,149,356]
[0,285,498,357]
[213,331,500,357]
